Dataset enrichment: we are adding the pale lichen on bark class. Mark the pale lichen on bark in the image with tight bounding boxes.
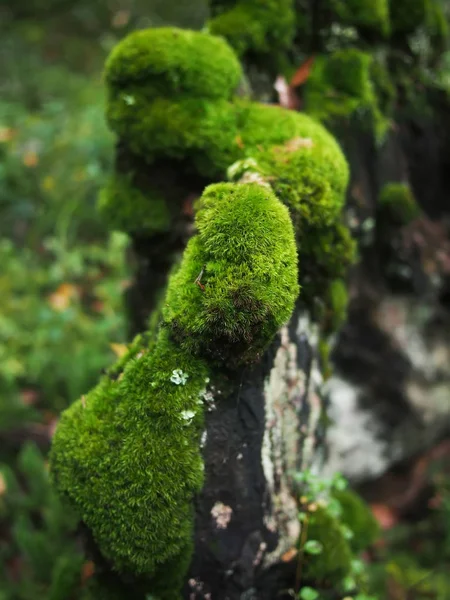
[261,311,324,566]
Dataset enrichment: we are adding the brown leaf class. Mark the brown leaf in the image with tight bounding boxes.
[20,388,39,406]
[290,56,315,88]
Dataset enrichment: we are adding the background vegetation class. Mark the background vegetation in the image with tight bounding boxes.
[1,1,450,599]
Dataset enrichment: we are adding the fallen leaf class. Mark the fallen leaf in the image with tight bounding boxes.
[112,9,130,27]
[48,283,78,311]
[281,547,298,562]
[110,343,128,358]
[0,127,16,142]
[370,503,398,530]
[0,473,7,496]
[23,151,38,167]
[20,388,39,406]
[81,561,95,584]
[290,56,315,88]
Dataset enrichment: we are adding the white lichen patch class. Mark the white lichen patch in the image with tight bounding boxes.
[210,502,233,529]
[261,313,323,567]
[180,409,196,424]
[170,369,189,385]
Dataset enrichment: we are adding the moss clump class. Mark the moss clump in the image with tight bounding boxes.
[163,182,299,365]
[98,173,171,235]
[298,220,357,313]
[208,0,296,60]
[303,506,353,585]
[51,178,300,593]
[304,48,390,141]
[378,182,421,225]
[105,27,242,100]
[333,488,380,553]
[230,103,349,227]
[329,0,390,36]
[50,329,208,580]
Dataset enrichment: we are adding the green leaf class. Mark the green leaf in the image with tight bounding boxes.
[298,586,319,600]
[303,540,323,555]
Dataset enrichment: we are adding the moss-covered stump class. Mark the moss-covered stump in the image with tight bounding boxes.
[50,25,353,599]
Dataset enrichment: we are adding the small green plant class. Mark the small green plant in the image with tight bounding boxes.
[293,471,379,598]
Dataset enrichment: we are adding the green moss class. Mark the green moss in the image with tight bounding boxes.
[163,182,299,365]
[302,506,353,585]
[50,328,209,581]
[333,488,380,553]
[106,93,239,178]
[298,220,357,314]
[98,173,171,235]
[207,0,296,60]
[378,182,421,225]
[326,278,349,332]
[304,49,390,141]
[105,27,242,100]
[329,0,390,36]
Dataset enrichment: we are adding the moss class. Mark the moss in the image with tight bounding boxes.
[298,220,357,315]
[333,488,380,553]
[302,506,353,585]
[51,175,300,592]
[207,0,296,61]
[378,182,421,225]
[304,49,390,141]
[163,182,299,365]
[50,328,209,581]
[326,278,349,332]
[98,173,171,235]
[106,93,239,178]
[104,27,242,101]
[329,0,390,36]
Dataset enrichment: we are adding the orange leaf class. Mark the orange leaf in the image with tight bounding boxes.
[0,473,7,496]
[290,56,315,88]
[281,547,298,562]
[48,283,78,311]
[81,561,95,584]
[23,151,39,167]
[370,503,398,530]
